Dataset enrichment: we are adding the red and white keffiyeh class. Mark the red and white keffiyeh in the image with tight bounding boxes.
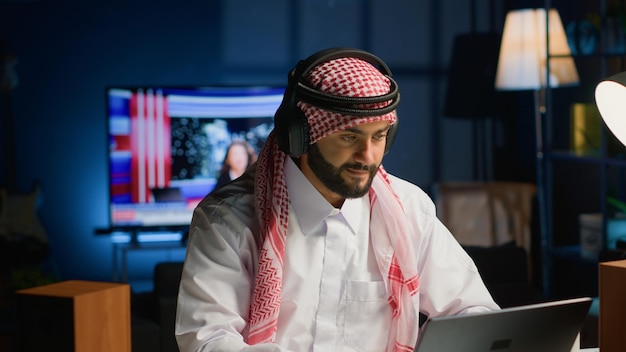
[249,56,420,351]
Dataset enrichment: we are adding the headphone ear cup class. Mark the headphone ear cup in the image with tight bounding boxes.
[384,118,398,155]
[274,102,310,157]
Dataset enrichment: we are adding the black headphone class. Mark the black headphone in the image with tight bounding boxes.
[274,47,400,157]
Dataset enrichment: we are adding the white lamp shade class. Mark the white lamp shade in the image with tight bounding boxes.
[495,8,579,90]
[595,71,626,146]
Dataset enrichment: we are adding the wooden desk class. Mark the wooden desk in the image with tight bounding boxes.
[599,260,626,352]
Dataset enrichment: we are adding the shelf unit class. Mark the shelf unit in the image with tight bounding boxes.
[543,0,626,298]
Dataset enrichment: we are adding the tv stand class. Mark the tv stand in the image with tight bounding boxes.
[95,225,189,244]
[129,228,140,245]
[109,227,189,284]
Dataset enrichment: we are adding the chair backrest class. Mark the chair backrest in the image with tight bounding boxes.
[154,261,184,298]
[433,181,537,280]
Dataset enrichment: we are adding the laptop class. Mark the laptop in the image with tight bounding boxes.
[415,297,592,352]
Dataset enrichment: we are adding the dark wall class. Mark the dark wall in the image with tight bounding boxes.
[0,0,532,287]
[1,1,229,284]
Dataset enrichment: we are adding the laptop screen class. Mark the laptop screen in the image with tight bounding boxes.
[415,297,592,352]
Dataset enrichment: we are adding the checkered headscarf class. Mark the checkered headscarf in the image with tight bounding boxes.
[249,56,420,351]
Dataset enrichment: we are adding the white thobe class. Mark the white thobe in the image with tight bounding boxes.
[175,159,500,352]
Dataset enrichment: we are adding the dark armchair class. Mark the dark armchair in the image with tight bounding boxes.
[153,261,184,352]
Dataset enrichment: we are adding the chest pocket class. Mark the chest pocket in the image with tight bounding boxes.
[344,280,391,351]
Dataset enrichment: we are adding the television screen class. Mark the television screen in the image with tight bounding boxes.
[106,85,284,231]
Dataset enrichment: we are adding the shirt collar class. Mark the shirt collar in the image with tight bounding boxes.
[284,157,366,235]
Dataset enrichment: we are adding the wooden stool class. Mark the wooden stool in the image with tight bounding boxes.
[16,280,130,352]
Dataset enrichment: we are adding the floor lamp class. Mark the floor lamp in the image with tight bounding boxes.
[443,32,506,181]
[494,8,579,297]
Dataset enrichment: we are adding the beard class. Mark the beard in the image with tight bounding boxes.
[306,143,379,199]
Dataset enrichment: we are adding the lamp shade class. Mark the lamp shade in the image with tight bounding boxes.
[595,71,626,146]
[495,8,579,90]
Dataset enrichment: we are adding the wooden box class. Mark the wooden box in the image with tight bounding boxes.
[16,280,131,352]
[599,260,626,352]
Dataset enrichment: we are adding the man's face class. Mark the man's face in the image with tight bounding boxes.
[302,120,391,202]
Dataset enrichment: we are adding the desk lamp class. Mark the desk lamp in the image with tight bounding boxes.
[595,63,626,352]
[494,8,579,296]
[595,71,626,146]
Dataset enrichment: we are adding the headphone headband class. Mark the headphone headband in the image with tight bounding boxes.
[289,47,394,81]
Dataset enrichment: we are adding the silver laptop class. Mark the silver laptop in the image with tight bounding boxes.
[415,297,592,352]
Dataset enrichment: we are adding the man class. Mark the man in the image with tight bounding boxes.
[175,47,500,352]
